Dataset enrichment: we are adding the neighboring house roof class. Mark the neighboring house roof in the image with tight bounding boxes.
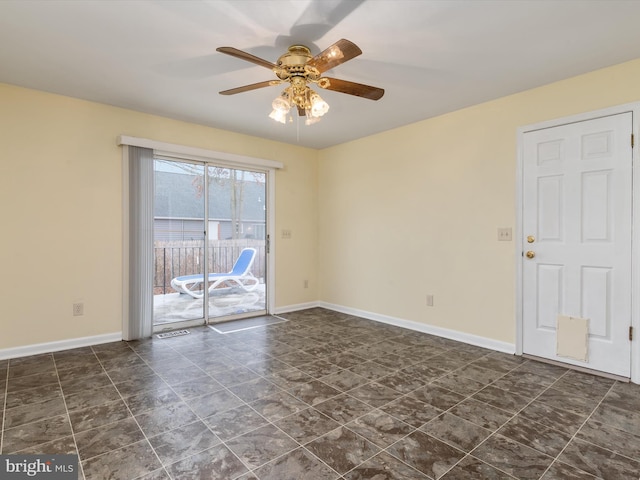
[154,170,266,221]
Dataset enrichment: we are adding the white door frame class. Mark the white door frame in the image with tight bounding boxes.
[515,102,640,384]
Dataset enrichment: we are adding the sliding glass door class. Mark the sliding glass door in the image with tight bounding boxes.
[153,159,205,327]
[152,158,267,329]
[206,166,267,322]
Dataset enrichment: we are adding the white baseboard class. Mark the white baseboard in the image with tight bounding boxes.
[290,302,639,384]
[0,332,123,360]
[318,302,516,354]
[273,301,321,315]
[1,304,516,361]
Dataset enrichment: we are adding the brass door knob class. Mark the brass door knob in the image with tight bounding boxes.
[527,235,535,243]
[526,251,535,259]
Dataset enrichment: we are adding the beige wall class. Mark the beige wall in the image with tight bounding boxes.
[3,57,640,353]
[318,58,640,344]
[0,84,318,350]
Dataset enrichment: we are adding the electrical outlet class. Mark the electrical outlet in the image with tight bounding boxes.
[281,229,292,239]
[304,279,309,288]
[73,302,84,316]
[497,228,512,241]
[426,294,434,307]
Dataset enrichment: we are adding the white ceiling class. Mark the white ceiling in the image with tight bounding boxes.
[2,0,640,149]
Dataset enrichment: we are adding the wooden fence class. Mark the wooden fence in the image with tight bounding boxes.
[153,239,266,295]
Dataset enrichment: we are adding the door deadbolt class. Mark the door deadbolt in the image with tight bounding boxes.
[527,235,535,243]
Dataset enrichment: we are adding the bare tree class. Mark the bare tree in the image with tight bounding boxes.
[158,160,264,239]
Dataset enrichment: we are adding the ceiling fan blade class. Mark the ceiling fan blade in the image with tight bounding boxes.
[219,80,279,95]
[307,39,362,73]
[320,77,384,100]
[216,47,277,69]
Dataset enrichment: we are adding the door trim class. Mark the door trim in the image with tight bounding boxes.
[515,102,640,384]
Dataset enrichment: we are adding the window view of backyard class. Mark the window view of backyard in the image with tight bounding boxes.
[152,159,267,326]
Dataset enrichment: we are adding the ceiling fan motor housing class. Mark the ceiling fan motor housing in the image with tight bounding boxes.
[275,45,321,82]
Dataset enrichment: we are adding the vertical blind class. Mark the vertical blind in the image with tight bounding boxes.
[125,146,154,340]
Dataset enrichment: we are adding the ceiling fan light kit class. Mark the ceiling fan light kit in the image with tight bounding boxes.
[216,39,384,126]
[268,91,291,124]
[268,78,330,125]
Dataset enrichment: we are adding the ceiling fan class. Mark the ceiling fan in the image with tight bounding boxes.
[216,39,384,124]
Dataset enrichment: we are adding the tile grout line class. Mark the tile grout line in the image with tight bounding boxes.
[91,344,173,480]
[216,364,340,476]
[1,360,75,445]
[469,365,568,464]
[278,420,375,479]
[52,352,87,480]
[141,341,257,478]
[10,314,631,479]
[537,379,619,479]
[184,355,322,477]
[136,339,263,475]
[305,339,501,477]
[130,336,523,478]
[298,444,343,479]
[313,349,501,479]
[139,340,262,477]
[418,356,550,479]
[239,420,342,478]
[383,369,500,477]
[464,453,520,479]
[198,353,344,478]
[308,312,636,475]
[549,384,640,465]
[455,366,602,479]
[184,324,413,477]
[148,332,402,478]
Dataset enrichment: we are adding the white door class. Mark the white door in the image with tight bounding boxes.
[522,113,633,377]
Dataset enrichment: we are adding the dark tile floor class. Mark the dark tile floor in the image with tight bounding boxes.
[1,308,639,479]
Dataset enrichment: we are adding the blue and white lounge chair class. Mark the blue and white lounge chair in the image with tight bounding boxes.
[170,247,259,299]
